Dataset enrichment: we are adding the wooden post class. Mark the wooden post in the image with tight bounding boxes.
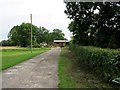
[30,14,32,53]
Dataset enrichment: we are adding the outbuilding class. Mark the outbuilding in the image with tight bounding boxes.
[53,40,69,47]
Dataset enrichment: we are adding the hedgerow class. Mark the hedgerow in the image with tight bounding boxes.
[69,44,120,81]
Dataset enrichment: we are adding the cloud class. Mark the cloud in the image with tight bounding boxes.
[0,0,71,41]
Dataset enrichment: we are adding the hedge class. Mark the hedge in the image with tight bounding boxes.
[69,44,120,81]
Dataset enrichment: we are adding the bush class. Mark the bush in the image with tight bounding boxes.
[69,43,120,81]
[33,44,42,48]
[0,40,12,46]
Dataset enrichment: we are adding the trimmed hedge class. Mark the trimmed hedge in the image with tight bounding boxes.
[69,44,120,81]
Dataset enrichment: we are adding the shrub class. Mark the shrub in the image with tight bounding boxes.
[33,44,42,48]
[0,40,12,46]
[69,43,120,81]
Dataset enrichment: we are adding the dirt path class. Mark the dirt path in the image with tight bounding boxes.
[2,47,61,88]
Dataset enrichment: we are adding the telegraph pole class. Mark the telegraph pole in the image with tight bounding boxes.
[30,14,32,53]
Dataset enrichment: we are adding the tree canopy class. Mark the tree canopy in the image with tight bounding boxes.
[8,23,38,47]
[65,2,120,48]
[4,22,65,47]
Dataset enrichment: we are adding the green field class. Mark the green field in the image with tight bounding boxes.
[1,48,50,70]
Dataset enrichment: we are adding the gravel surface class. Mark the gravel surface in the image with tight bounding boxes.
[2,47,61,88]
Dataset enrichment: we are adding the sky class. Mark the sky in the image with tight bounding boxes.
[0,0,71,41]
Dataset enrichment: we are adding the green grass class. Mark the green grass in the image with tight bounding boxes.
[58,47,76,88]
[58,47,118,88]
[1,48,50,70]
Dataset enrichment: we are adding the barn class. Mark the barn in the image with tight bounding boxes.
[53,40,69,47]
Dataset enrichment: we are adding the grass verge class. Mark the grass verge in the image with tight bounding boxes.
[58,47,119,88]
[1,48,50,70]
[58,47,76,88]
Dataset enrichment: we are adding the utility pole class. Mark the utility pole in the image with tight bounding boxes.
[30,14,32,53]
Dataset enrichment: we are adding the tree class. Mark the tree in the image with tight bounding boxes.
[65,2,120,48]
[0,40,12,46]
[8,23,66,47]
[95,2,120,48]
[8,23,38,47]
[35,26,49,44]
[65,2,97,45]
[52,29,65,40]
[49,29,65,44]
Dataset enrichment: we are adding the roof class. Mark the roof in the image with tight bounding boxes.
[54,40,69,43]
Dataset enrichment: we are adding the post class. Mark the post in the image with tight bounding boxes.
[30,14,32,53]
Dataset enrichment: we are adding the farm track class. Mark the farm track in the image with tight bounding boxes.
[2,47,61,88]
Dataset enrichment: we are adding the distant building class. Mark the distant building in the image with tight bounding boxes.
[53,40,69,47]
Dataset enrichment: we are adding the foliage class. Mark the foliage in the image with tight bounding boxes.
[65,2,120,48]
[52,29,65,40]
[7,22,65,47]
[69,43,120,81]
[49,29,65,44]
[59,48,116,88]
[32,43,42,48]
[0,40,12,46]
[8,23,38,47]
[35,26,49,44]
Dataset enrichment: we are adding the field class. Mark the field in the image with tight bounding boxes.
[0,46,20,49]
[0,46,50,70]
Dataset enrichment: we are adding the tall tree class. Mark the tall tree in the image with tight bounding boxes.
[48,29,65,44]
[8,23,66,47]
[35,26,49,44]
[52,29,65,40]
[8,23,38,47]
[65,2,120,48]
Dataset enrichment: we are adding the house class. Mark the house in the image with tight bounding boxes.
[53,40,69,47]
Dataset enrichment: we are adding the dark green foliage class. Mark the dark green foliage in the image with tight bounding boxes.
[0,40,12,46]
[69,44,120,81]
[6,22,65,47]
[48,29,65,44]
[35,26,49,44]
[8,23,38,47]
[65,2,120,48]
[51,29,65,40]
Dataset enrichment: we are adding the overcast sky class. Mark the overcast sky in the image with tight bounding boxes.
[0,0,71,41]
